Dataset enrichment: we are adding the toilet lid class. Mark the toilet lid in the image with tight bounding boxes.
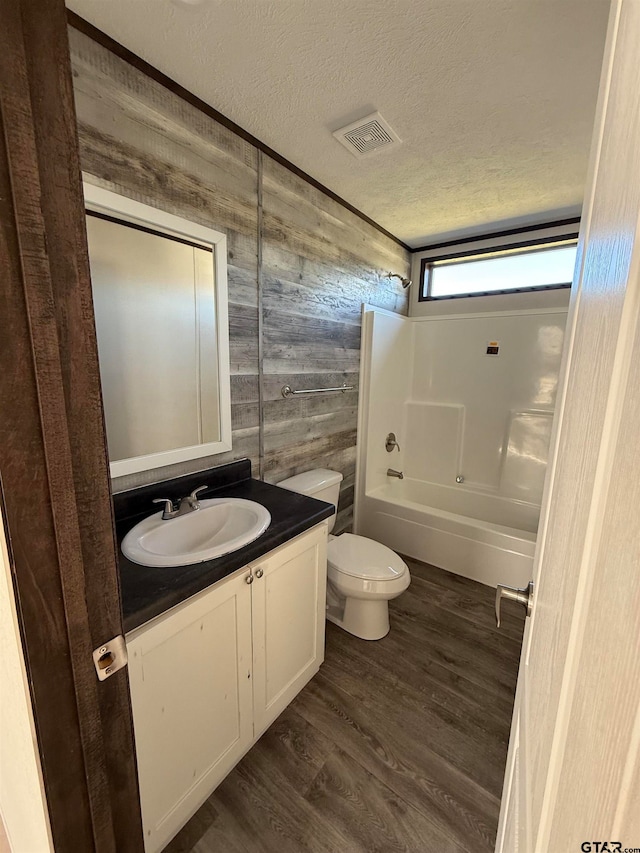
[327,534,407,581]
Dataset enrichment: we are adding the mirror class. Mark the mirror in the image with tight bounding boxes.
[83,182,231,478]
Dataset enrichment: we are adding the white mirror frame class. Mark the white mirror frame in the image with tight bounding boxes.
[83,180,232,478]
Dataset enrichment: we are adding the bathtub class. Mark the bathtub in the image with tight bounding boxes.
[356,479,537,588]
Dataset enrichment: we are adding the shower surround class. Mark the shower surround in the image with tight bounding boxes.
[355,306,568,587]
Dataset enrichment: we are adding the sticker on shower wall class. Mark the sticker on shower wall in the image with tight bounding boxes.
[485,341,500,356]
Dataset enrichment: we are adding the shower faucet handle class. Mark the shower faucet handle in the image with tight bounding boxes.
[385,432,400,452]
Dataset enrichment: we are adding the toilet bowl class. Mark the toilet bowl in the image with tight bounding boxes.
[277,469,410,640]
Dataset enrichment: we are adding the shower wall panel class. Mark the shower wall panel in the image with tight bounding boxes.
[409,310,567,506]
[359,310,412,496]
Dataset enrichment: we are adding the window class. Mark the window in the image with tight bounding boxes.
[420,241,578,301]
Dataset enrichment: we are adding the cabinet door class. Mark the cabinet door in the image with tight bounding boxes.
[251,523,327,736]
[127,570,253,853]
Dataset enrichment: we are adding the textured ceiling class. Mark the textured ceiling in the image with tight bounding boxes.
[66,0,610,247]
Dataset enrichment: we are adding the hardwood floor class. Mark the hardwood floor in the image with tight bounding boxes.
[163,560,525,853]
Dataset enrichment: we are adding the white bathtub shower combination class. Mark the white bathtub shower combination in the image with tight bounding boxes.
[359,479,537,588]
[355,307,567,588]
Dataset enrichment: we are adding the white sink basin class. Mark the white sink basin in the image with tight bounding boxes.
[121,498,271,567]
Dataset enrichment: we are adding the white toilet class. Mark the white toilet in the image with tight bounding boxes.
[277,469,410,640]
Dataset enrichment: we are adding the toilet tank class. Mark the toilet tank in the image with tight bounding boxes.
[277,469,343,534]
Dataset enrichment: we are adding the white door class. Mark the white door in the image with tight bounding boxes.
[497,2,640,851]
[251,523,327,737]
[127,570,253,853]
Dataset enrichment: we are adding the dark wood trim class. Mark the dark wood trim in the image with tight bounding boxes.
[66,10,411,254]
[411,217,581,255]
[418,233,579,301]
[418,233,579,268]
[0,1,144,850]
[86,208,214,252]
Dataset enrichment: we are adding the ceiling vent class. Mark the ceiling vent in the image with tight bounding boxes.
[332,112,401,159]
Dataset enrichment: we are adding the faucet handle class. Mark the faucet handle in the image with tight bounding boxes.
[152,498,176,519]
[385,432,401,452]
[189,485,208,502]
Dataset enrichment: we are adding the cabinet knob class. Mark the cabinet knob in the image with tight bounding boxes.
[255,568,264,579]
[245,573,254,584]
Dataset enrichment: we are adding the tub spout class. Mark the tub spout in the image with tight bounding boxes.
[387,468,404,479]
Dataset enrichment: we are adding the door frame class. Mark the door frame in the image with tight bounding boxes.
[497,0,640,848]
[0,0,143,850]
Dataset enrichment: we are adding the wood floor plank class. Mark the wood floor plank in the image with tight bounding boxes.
[162,801,225,853]
[399,582,523,664]
[304,747,467,853]
[192,825,251,853]
[327,620,516,727]
[243,707,336,798]
[406,559,527,626]
[321,628,512,766]
[315,660,509,797]
[389,598,522,699]
[291,676,500,852]
[161,560,522,853]
[201,738,354,853]
[404,558,526,643]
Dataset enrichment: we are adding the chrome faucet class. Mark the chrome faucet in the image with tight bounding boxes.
[152,486,208,520]
[386,468,404,479]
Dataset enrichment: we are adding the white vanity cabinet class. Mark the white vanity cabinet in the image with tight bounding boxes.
[126,568,253,853]
[250,522,328,737]
[126,522,327,853]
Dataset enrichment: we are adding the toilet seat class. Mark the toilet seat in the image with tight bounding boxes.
[327,533,407,581]
[277,468,411,640]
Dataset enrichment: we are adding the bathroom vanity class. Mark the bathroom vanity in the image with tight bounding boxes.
[114,460,333,853]
[85,184,336,850]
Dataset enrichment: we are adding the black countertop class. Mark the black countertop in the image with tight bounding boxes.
[114,459,334,632]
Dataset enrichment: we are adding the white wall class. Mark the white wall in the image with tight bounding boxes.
[408,310,567,505]
[358,309,412,495]
[0,510,53,852]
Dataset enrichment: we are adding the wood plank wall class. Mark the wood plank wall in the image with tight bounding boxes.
[68,27,409,534]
